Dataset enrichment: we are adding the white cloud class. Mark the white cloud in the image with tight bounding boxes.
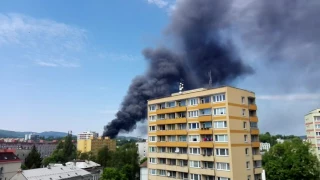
[0,13,86,68]
[147,0,169,8]
[98,52,140,62]
[258,93,320,101]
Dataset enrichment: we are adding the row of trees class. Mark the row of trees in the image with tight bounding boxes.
[259,132,301,146]
[263,137,320,179]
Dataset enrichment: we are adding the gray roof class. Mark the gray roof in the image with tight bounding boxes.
[19,166,91,180]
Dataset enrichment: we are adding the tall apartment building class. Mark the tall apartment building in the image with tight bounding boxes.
[147,86,262,180]
[305,108,320,159]
[77,136,116,154]
[77,131,99,140]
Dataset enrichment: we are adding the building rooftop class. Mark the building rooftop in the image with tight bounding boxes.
[65,160,101,169]
[148,86,255,101]
[16,166,90,180]
[140,161,147,168]
[0,152,21,163]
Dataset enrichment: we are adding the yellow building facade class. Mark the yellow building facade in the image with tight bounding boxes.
[147,86,262,180]
[77,136,116,154]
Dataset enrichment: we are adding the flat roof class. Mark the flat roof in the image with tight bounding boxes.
[148,85,255,101]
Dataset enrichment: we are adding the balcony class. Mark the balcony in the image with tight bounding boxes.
[176,130,188,135]
[198,103,212,109]
[156,117,187,125]
[251,129,260,135]
[199,128,213,135]
[253,155,262,161]
[156,130,175,136]
[252,142,260,148]
[248,104,257,110]
[200,141,214,148]
[156,106,187,114]
[249,116,258,122]
[198,115,212,122]
[254,167,263,174]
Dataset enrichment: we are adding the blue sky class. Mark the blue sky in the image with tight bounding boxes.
[1,0,319,136]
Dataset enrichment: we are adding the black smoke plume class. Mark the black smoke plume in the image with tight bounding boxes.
[103,0,252,138]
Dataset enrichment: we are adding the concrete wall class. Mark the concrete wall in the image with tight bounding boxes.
[136,142,148,160]
[0,162,22,180]
[140,168,148,180]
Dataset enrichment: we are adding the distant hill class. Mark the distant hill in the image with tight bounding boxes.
[0,129,69,138]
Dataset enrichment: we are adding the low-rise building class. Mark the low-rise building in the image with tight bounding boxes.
[136,142,148,160]
[11,166,92,180]
[24,134,40,142]
[0,152,22,180]
[260,143,271,152]
[66,160,102,180]
[140,161,147,180]
[77,137,116,154]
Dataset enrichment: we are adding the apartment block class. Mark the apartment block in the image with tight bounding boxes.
[77,136,116,154]
[147,86,262,180]
[305,108,320,159]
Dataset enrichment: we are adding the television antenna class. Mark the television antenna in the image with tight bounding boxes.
[208,71,212,87]
[179,79,184,94]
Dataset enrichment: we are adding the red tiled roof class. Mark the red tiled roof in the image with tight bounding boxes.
[140,161,147,168]
[0,152,21,163]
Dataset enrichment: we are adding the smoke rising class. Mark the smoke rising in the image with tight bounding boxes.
[103,0,252,138]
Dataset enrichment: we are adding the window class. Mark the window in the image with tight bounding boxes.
[149,147,157,152]
[242,96,245,104]
[159,147,166,153]
[190,161,201,168]
[215,135,228,142]
[189,123,200,130]
[213,94,226,102]
[158,125,165,131]
[177,112,186,118]
[167,101,176,108]
[189,98,198,106]
[245,148,249,155]
[216,162,230,171]
[168,113,175,119]
[243,122,247,129]
[149,158,156,164]
[149,126,156,131]
[244,135,248,142]
[214,108,226,115]
[200,96,211,104]
[189,135,200,142]
[159,103,165,109]
[200,108,212,115]
[149,169,156,175]
[177,100,186,107]
[149,115,156,121]
[242,109,246,116]
[250,122,257,128]
[315,116,320,121]
[217,178,230,180]
[316,124,320,129]
[149,105,156,111]
[190,174,201,180]
[189,148,201,155]
[247,175,251,180]
[188,110,199,118]
[178,123,187,130]
[214,121,227,128]
[149,136,156,142]
[158,114,165,120]
[158,136,166,142]
[158,158,166,164]
[317,132,320,136]
[178,135,187,142]
[168,136,176,142]
[246,161,250,169]
[167,124,175,130]
[159,170,166,176]
[203,161,214,169]
[216,148,229,156]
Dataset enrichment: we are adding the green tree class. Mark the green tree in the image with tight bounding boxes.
[24,145,42,169]
[121,164,135,180]
[43,134,76,165]
[102,167,126,180]
[263,138,320,180]
[97,146,110,167]
[139,157,147,165]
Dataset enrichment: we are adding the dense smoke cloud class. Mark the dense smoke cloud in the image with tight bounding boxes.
[104,0,320,137]
[103,0,252,138]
